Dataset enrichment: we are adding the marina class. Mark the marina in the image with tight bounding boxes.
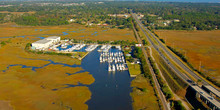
[99,52,127,72]
[32,36,127,71]
[82,47,133,110]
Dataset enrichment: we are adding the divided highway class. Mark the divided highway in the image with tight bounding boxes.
[131,12,220,109]
[131,13,191,84]
[131,12,219,87]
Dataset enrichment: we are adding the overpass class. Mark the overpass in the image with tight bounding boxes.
[192,86,220,110]
[131,12,220,110]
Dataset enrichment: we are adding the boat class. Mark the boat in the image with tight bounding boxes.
[85,44,99,52]
[100,57,102,63]
[122,64,126,70]
[119,64,122,71]
[116,64,119,70]
[61,44,68,49]
[112,64,116,71]
[108,64,112,72]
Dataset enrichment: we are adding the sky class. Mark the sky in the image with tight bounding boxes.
[117,0,220,3]
[0,0,220,3]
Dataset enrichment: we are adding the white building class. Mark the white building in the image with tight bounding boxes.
[32,36,60,49]
[44,36,60,43]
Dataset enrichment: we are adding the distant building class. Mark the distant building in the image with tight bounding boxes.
[126,54,131,57]
[174,19,180,22]
[137,14,144,19]
[32,36,60,49]
[158,17,162,20]
[108,14,130,18]
[69,19,75,22]
[135,44,142,47]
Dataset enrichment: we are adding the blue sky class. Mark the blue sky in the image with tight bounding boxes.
[127,0,220,3]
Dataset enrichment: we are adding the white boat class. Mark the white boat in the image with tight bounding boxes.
[116,64,119,70]
[85,44,99,52]
[122,64,126,70]
[61,44,68,49]
[119,64,122,71]
[101,45,107,49]
[108,64,112,71]
[100,57,102,63]
[112,64,116,71]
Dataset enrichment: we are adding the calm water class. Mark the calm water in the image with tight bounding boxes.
[1,46,133,110]
[83,48,133,110]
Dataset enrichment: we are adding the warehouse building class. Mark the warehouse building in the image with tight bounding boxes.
[32,36,60,50]
[44,36,60,43]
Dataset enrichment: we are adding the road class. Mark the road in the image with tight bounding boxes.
[131,13,191,85]
[131,12,220,87]
[132,22,169,110]
[131,12,220,109]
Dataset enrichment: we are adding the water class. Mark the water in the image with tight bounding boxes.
[36,36,45,39]
[2,48,133,110]
[83,48,133,110]
[62,32,69,35]
[2,58,81,72]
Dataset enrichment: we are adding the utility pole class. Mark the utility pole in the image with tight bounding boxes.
[199,61,202,71]
[165,36,167,44]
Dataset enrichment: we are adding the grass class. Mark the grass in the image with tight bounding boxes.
[152,48,188,97]
[127,63,141,76]
[0,23,136,41]
[130,75,160,110]
[0,33,95,109]
[0,65,94,110]
[0,100,13,110]
[0,22,138,109]
[155,30,220,84]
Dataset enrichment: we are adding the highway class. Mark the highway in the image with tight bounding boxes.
[131,12,220,87]
[132,22,169,110]
[131,12,220,109]
[131,13,191,85]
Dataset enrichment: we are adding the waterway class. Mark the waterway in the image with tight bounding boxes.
[83,48,133,110]
[1,47,133,110]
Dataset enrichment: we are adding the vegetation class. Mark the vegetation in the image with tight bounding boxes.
[167,46,187,62]
[0,37,94,109]
[167,45,220,87]
[123,46,141,76]
[132,47,163,109]
[15,15,69,26]
[152,30,220,87]
[138,2,220,30]
[70,39,136,46]
[152,48,188,97]
[0,1,218,31]
[0,41,6,47]
[171,100,186,110]
[148,57,173,100]
[130,75,160,110]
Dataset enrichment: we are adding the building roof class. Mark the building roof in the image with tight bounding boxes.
[32,39,52,44]
[45,36,60,39]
